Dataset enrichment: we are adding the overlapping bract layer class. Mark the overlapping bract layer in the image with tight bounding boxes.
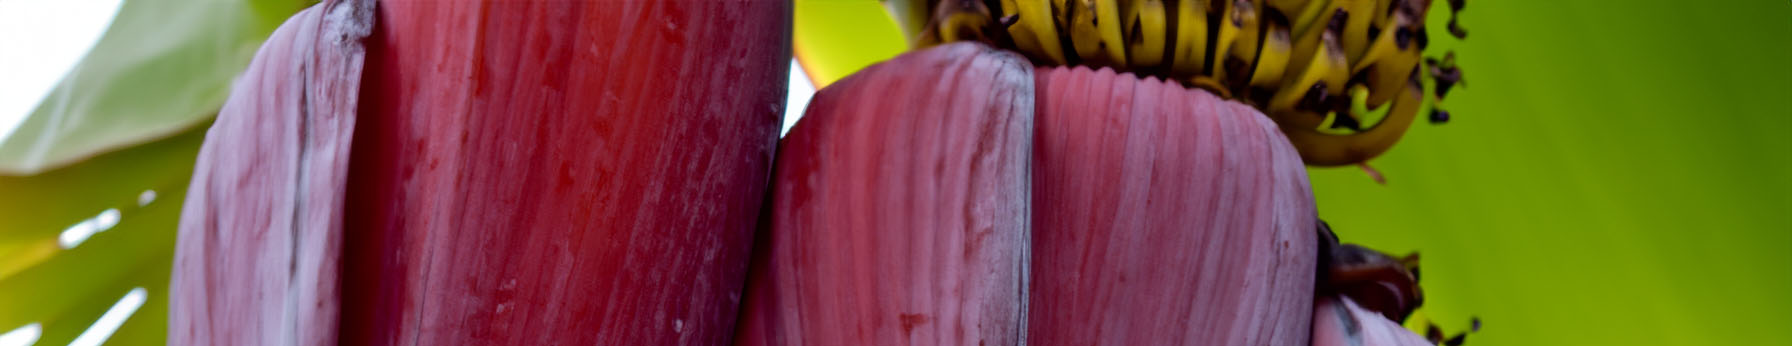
[169,1,371,344]
[738,44,1333,346]
[173,0,791,345]
[736,42,1034,346]
[1030,65,1318,345]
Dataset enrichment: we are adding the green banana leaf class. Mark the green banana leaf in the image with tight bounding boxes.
[0,0,307,175]
[795,0,910,88]
[0,125,203,345]
[0,0,308,344]
[798,0,1792,344]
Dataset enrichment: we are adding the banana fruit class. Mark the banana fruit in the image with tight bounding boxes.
[1124,0,1170,68]
[1168,0,1207,76]
[903,0,1465,166]
[1214,0,1258,88]
[1000,0,1070,64]
[1068,0,1129,66]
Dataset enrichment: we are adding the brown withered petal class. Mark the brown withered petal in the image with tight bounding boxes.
[1326,244,1424,323]
[1446,333,1469,346]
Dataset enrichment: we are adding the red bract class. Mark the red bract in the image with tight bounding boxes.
[736,46,1327,345]
[170,1,371,344]
[734,42,1034,346]
[339,1,789,344]
[173,0,790,344]
[1028,66,1319,346]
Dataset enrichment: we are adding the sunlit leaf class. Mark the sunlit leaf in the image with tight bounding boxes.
[793,0,908,88]
[0,0,307,175]
[0,125,201,345]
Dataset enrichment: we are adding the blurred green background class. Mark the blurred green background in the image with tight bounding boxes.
[1307,1,1791,345]
[0,0,1785,345]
